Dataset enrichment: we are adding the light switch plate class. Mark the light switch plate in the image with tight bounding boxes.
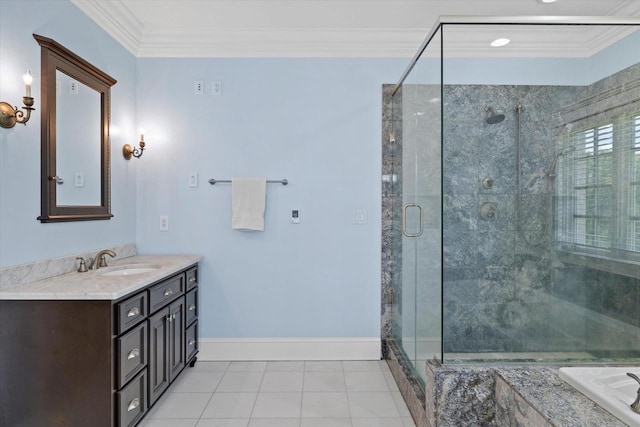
[74,172,85,187]
[194,80,204,95]
[290,209,300,224]
[352,209,367,225]
[188,172,198,187]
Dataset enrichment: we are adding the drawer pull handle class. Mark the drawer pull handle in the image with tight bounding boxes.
[127,307,139,317]
[172,314,176,320]
[164,289,173,296]
[189,277,196,283]
[189,304,196,311]
[167,315,172,322]
[127,397,140,412]
[127,348,140,360]
[188,339,196,346]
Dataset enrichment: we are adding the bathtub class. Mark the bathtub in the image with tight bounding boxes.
[559,367,640,426]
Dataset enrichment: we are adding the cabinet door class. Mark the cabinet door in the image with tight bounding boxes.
[148,307,170,405]
[169,297,185,382]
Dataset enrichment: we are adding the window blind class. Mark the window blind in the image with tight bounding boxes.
[557,113,640,255]
[620,114,640,252]
[557,123,613,249]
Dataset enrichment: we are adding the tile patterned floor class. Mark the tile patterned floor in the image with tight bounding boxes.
[140,360,416,427]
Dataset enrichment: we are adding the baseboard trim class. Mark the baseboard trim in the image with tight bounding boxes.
[198,337,382,361]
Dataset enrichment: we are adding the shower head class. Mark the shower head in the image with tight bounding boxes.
[485,106,505,124]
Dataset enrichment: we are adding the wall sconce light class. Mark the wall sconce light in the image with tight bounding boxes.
[123,133,146,160]
[0,70,35,129]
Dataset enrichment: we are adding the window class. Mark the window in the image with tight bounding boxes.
[622,115,640,252]
[556,113,640,257]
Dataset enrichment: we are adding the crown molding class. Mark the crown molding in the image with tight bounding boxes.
[71,0,640,58]
[136,27,427,57]
[433,26,639,58]
[71,0,143,56]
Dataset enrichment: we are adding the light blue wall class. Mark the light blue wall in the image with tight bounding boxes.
[135,58,405,338]
[589,27,640,83]
[0,0,402,340]
[0,0,137,267]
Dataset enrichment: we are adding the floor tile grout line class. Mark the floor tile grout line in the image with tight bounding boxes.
[339,361,355,423]
[344,371,355,424]
[247,362,268,420]
[194,362,226,422]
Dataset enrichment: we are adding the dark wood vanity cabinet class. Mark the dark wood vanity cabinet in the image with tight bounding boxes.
[118,266,198,425]
[0,264,199,427]
[148,297,186,405]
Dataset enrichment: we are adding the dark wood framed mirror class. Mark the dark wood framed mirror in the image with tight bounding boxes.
[35,34,117,223]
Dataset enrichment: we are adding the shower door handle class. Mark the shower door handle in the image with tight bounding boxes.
[402,203,423,237]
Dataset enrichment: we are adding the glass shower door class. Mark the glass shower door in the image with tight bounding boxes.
[400,102,422,382]
[395,31,443,384]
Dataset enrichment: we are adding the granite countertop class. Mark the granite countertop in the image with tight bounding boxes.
[426,360,632,426]
[0,254,203,301]
[496,367,628,426]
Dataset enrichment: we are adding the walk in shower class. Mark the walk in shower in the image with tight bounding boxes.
[382,16,640,398]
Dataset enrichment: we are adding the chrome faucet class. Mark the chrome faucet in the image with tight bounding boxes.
[627,373,640,414]
[89,249,116,270]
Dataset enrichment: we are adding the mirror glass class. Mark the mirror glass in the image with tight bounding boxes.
[35,34,117,223]
[55,70,101,206]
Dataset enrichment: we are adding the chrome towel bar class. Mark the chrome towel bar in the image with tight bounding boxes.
[208,178,288,186]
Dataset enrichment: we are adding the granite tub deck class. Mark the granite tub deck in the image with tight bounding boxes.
[423,361,629,426]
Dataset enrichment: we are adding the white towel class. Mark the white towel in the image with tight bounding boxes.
[231,178,267,231]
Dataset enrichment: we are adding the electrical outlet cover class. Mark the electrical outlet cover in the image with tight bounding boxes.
[159,215,169,231]
[212,81,222,95]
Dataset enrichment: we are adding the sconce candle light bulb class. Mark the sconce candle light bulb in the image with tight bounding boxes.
[0,69,36,129]
[23,70,33,97]
[139,133,146,150]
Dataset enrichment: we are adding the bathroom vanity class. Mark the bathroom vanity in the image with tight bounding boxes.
[0,254,202,427]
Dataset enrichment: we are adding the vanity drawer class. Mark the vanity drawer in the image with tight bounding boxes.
[185,288,198,326]
[117,321,148,389]
[149,274,184,313]
[116,291,147,335]
[186,321,198,362]
[186,267,198,290]
[117,368,147,427]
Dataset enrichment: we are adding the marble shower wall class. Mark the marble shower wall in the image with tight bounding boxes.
[442,71,640,357]
[441,84,586,354]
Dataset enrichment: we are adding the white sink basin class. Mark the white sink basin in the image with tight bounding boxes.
[99,264,161,276]
[559,366,640,426]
